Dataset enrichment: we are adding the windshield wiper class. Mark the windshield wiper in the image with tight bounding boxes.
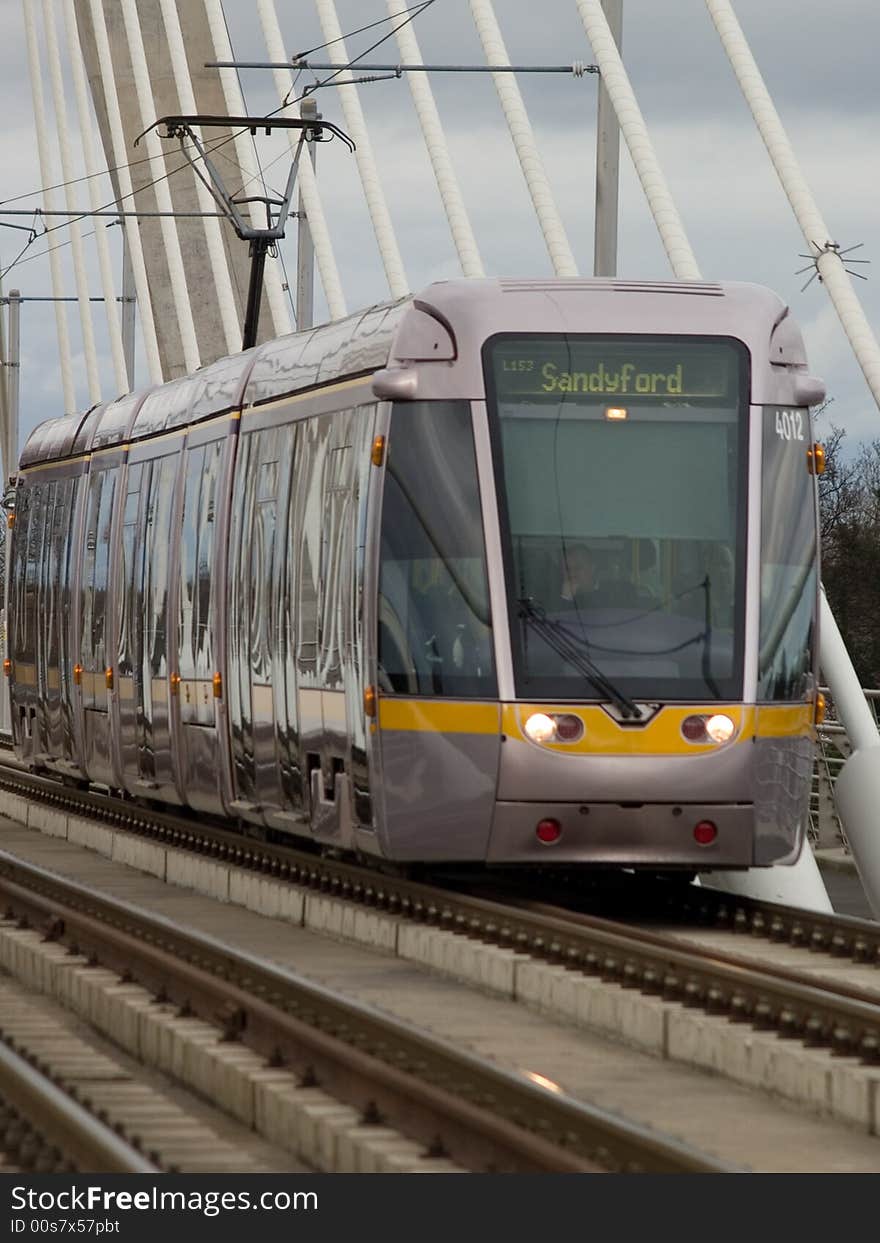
[518,597,642,721]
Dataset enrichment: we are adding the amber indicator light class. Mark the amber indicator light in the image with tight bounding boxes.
[807,443,826,475]
[105,667,114,690]
[815,692,827,725]
[73,664,83,686]
[2,659,10,678]
[212,672,223,699]
[371,435,386,467]
[170,673,181,695]
[364,685,377,718]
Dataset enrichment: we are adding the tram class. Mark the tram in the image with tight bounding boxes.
[8,278,825,870]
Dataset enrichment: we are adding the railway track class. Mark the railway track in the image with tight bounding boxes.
[1,760,878,1061]
[0,846,731,1174]
[0,1020,156,1173]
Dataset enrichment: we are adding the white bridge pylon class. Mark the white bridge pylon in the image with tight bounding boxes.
[9,0,880,914]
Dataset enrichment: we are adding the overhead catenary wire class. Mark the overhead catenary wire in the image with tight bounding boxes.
[42,0,101,404]
[86,0,162,384]
[21,0,76,414]
[118,0,200,374]
[313,0,409,300]
[468,0,578,277]
[63,0,128,396]
[294,1,436,62]
[385,0,484,278]
[157,0,241,355]
[202,0,292,339]
[256,0,347,321]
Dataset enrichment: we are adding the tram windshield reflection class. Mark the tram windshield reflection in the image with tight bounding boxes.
[485,334,749,702]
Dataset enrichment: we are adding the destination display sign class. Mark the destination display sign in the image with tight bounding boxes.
[489,337,738,403]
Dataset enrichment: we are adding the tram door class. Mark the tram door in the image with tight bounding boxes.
[115,447,182,802]
[227,422,292,824]
[77,459,121,787]
[286,407,366,847]
[35,474,79,772]
[173,429,232,814]
[10,483,40,762]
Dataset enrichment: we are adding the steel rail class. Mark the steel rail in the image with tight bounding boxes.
[1,761,879,1060]
[0,1036,157,1173]
[0,849,732,1174]
[1,756,878,966]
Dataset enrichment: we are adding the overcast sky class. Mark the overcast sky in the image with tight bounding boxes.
[1,0,879,452]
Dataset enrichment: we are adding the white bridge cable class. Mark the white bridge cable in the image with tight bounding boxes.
[63,0,128,396]
[574,0,701,281]
[202,0,292,339]
[86,0,162,385]
[468,0,578,278]
[385,0,484,279]
[704,0,880,413]
[157,0,241,355]
[118,0,201,375]
[42,0,101,405]
[22,0,76,414]
[256,0,347,321]
[313,0,409,300]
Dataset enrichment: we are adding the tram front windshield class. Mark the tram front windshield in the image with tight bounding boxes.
[485,335,749,702]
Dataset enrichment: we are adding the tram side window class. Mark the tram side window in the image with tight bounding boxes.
[45,481,67,683]
[143,455,178,681]
[80,468,117,709]
[179,440,223,725]
[758,407,818,700]
[178,447,204,691]
[11,488,31,667]
[378,402,495,698]
[118,463,145,680]
[27,486,46,672]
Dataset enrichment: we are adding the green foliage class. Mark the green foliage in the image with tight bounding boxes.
[820,425,880,686]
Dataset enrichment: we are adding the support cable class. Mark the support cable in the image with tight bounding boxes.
[21,0,76,414]
[385,0,484,278]
[704,0,880,411]
[118,0,200,374]
[157,0,241,355]
[468,0,578,277]
[202,0,292,339]
[313,0,409,299]
[256,0,347,320]
[63,0,128,396]
[574,0,700,280]
[86,0,162,385]
[42,0,101,404]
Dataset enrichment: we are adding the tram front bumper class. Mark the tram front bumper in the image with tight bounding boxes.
[486,801,758,868]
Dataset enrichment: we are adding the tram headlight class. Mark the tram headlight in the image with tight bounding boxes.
[681,713,737,745]
[705,714,735,743]
[524,713,557,743]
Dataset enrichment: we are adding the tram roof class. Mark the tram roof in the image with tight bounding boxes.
[19,278,820,468]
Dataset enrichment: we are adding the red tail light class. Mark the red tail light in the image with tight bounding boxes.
[693,820,718,845]
[536,818,562,844]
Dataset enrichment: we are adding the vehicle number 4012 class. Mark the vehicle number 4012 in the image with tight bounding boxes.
[775,409,805,441]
